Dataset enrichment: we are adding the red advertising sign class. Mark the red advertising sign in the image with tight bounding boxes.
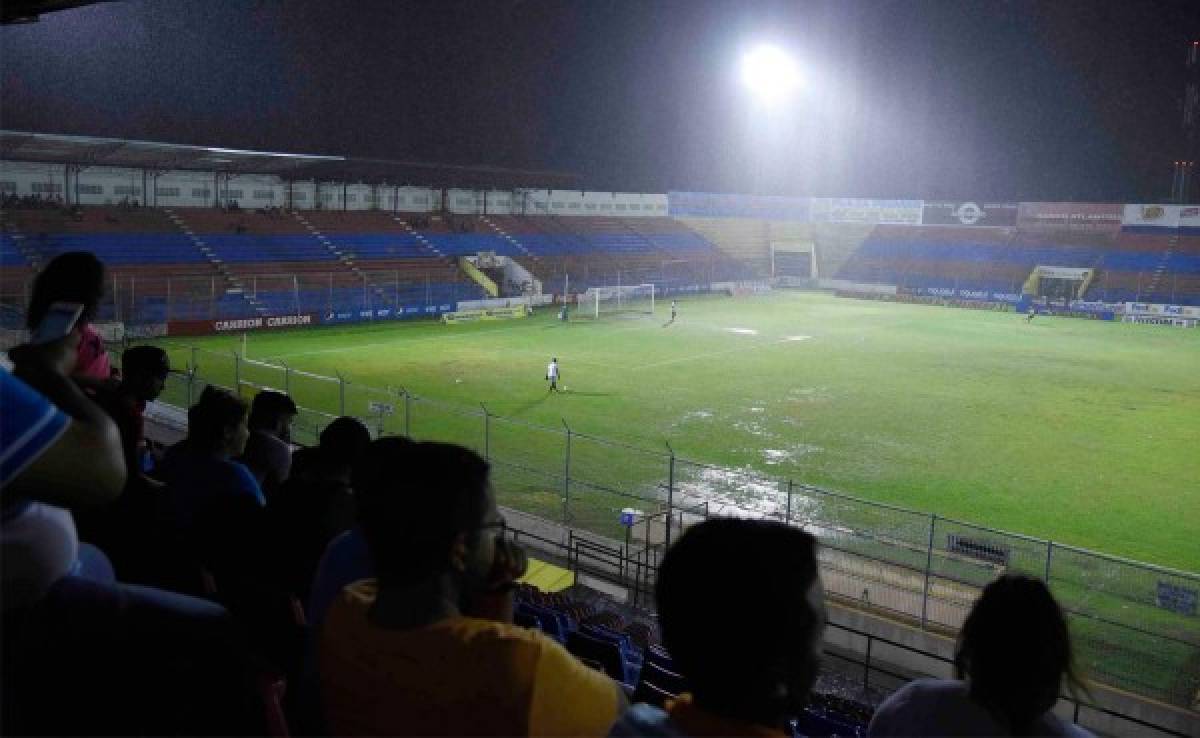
[1017,202,1122,231]
[167,313,317,337]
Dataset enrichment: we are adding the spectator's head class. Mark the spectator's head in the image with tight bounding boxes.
[955,574,1081,733]
[354,438,502,603]
[248,390,297,442]
[656,519,824,728]
[188,387,250,457]
[120,346,170,402]
[26,251,106,329]
[318,416,371,472]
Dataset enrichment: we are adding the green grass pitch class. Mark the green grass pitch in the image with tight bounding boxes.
[153,290,1200,573]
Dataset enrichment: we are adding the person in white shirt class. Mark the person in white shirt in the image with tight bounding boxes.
[546,358,560,392]
[868,574,1093,738]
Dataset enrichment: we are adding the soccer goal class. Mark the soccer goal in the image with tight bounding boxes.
[576,283,656,319]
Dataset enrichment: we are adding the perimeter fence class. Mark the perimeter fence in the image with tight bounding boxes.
[158,346,1200,709]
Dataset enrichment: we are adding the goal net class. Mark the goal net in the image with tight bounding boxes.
[576,284,655,319]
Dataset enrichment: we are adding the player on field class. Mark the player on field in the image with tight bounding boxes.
[546,357,560,392]
[1025,304,1036,322]
[664,299,677,327]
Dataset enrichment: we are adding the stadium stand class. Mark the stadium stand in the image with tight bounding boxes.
[833,222,1200,305]
[0,204,491,322]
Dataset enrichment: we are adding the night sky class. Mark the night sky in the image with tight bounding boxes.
[1,0,1197,201]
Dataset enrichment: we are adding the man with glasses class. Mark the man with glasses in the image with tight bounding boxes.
[320,438,624,736]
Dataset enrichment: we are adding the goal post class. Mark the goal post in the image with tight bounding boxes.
[575,283,656,319]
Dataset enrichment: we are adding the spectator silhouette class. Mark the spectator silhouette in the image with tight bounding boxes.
[155,387,264,593]
[74,346,172,582]
[240,389,297,501]
[269,416,370,604]
[319,438,624,736]
[2,340,260,735]
[610,519,825,737]
[868,574,1092,737]
[3,332,126,609]
[25,251,111,384]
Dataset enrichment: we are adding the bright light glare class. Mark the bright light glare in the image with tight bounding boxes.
[741,45,802,104]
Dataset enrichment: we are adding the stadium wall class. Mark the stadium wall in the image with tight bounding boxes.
[0,160,669,216]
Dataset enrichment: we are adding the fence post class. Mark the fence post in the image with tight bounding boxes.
[562,420,571,526]
[1044,540,1053,583]
[665,441,676,548]
[189,346,197,375]
[337,371,346,415]
[921,513,936,628]
[785,478,794,524]
[481,403,490,460]
[863,635,873,691]
[186,367,195,407]
[282,360,291,395]
[232,351,241,396]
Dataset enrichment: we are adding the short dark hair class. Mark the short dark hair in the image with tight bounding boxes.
[656,519,821,721]
[354,439,491,586]
[955,574,1083,732]
[187,386,248,448]
[318,416,371,469]
[26,251,106,328]
[247,390,297,430]
[120,345,169,380]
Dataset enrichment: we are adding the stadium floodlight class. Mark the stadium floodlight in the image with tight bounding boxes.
[740,44,802,105]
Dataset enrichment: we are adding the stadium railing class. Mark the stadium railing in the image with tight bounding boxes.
[150,351,1200,711]
[500,519,1195,738]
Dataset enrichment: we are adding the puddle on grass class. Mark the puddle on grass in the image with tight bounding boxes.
[680,409,714,422]
[727,327,759,335]
[787,386,834,403]
[733,419,769,436]
[762,444,823,465]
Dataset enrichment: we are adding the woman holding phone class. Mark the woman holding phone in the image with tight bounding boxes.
[25,251,111,383]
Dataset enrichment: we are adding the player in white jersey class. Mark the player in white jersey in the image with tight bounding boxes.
[546,357,560,392]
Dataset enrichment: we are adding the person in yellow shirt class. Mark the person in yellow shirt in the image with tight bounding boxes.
[320,439,624,736]
[609,519,826,738]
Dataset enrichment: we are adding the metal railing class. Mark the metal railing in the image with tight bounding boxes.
[157,348,1200,710]
[504,518,1195,738]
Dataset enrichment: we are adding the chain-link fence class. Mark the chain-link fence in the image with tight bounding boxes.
[155,349,1200,709]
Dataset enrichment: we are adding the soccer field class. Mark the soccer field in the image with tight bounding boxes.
[154,291,1200,572]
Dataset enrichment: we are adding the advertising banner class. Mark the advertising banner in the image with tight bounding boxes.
[810,198,924,225]
[168,313,317,337]
[909,286,1021,302]
[1121,204,1181,228]
[1179,205,1200,231]
[667,191,810,221]
[1035,266,1091,280]
[1124,303,1200,319]
[321,304,451,324]
[1017,202,1122,231]
[441,306,529,324]
[921,201,1017,227]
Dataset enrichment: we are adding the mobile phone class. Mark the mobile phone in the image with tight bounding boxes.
[31,302,84,345]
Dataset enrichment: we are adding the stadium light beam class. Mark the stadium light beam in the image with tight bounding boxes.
[740,44,802,106]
